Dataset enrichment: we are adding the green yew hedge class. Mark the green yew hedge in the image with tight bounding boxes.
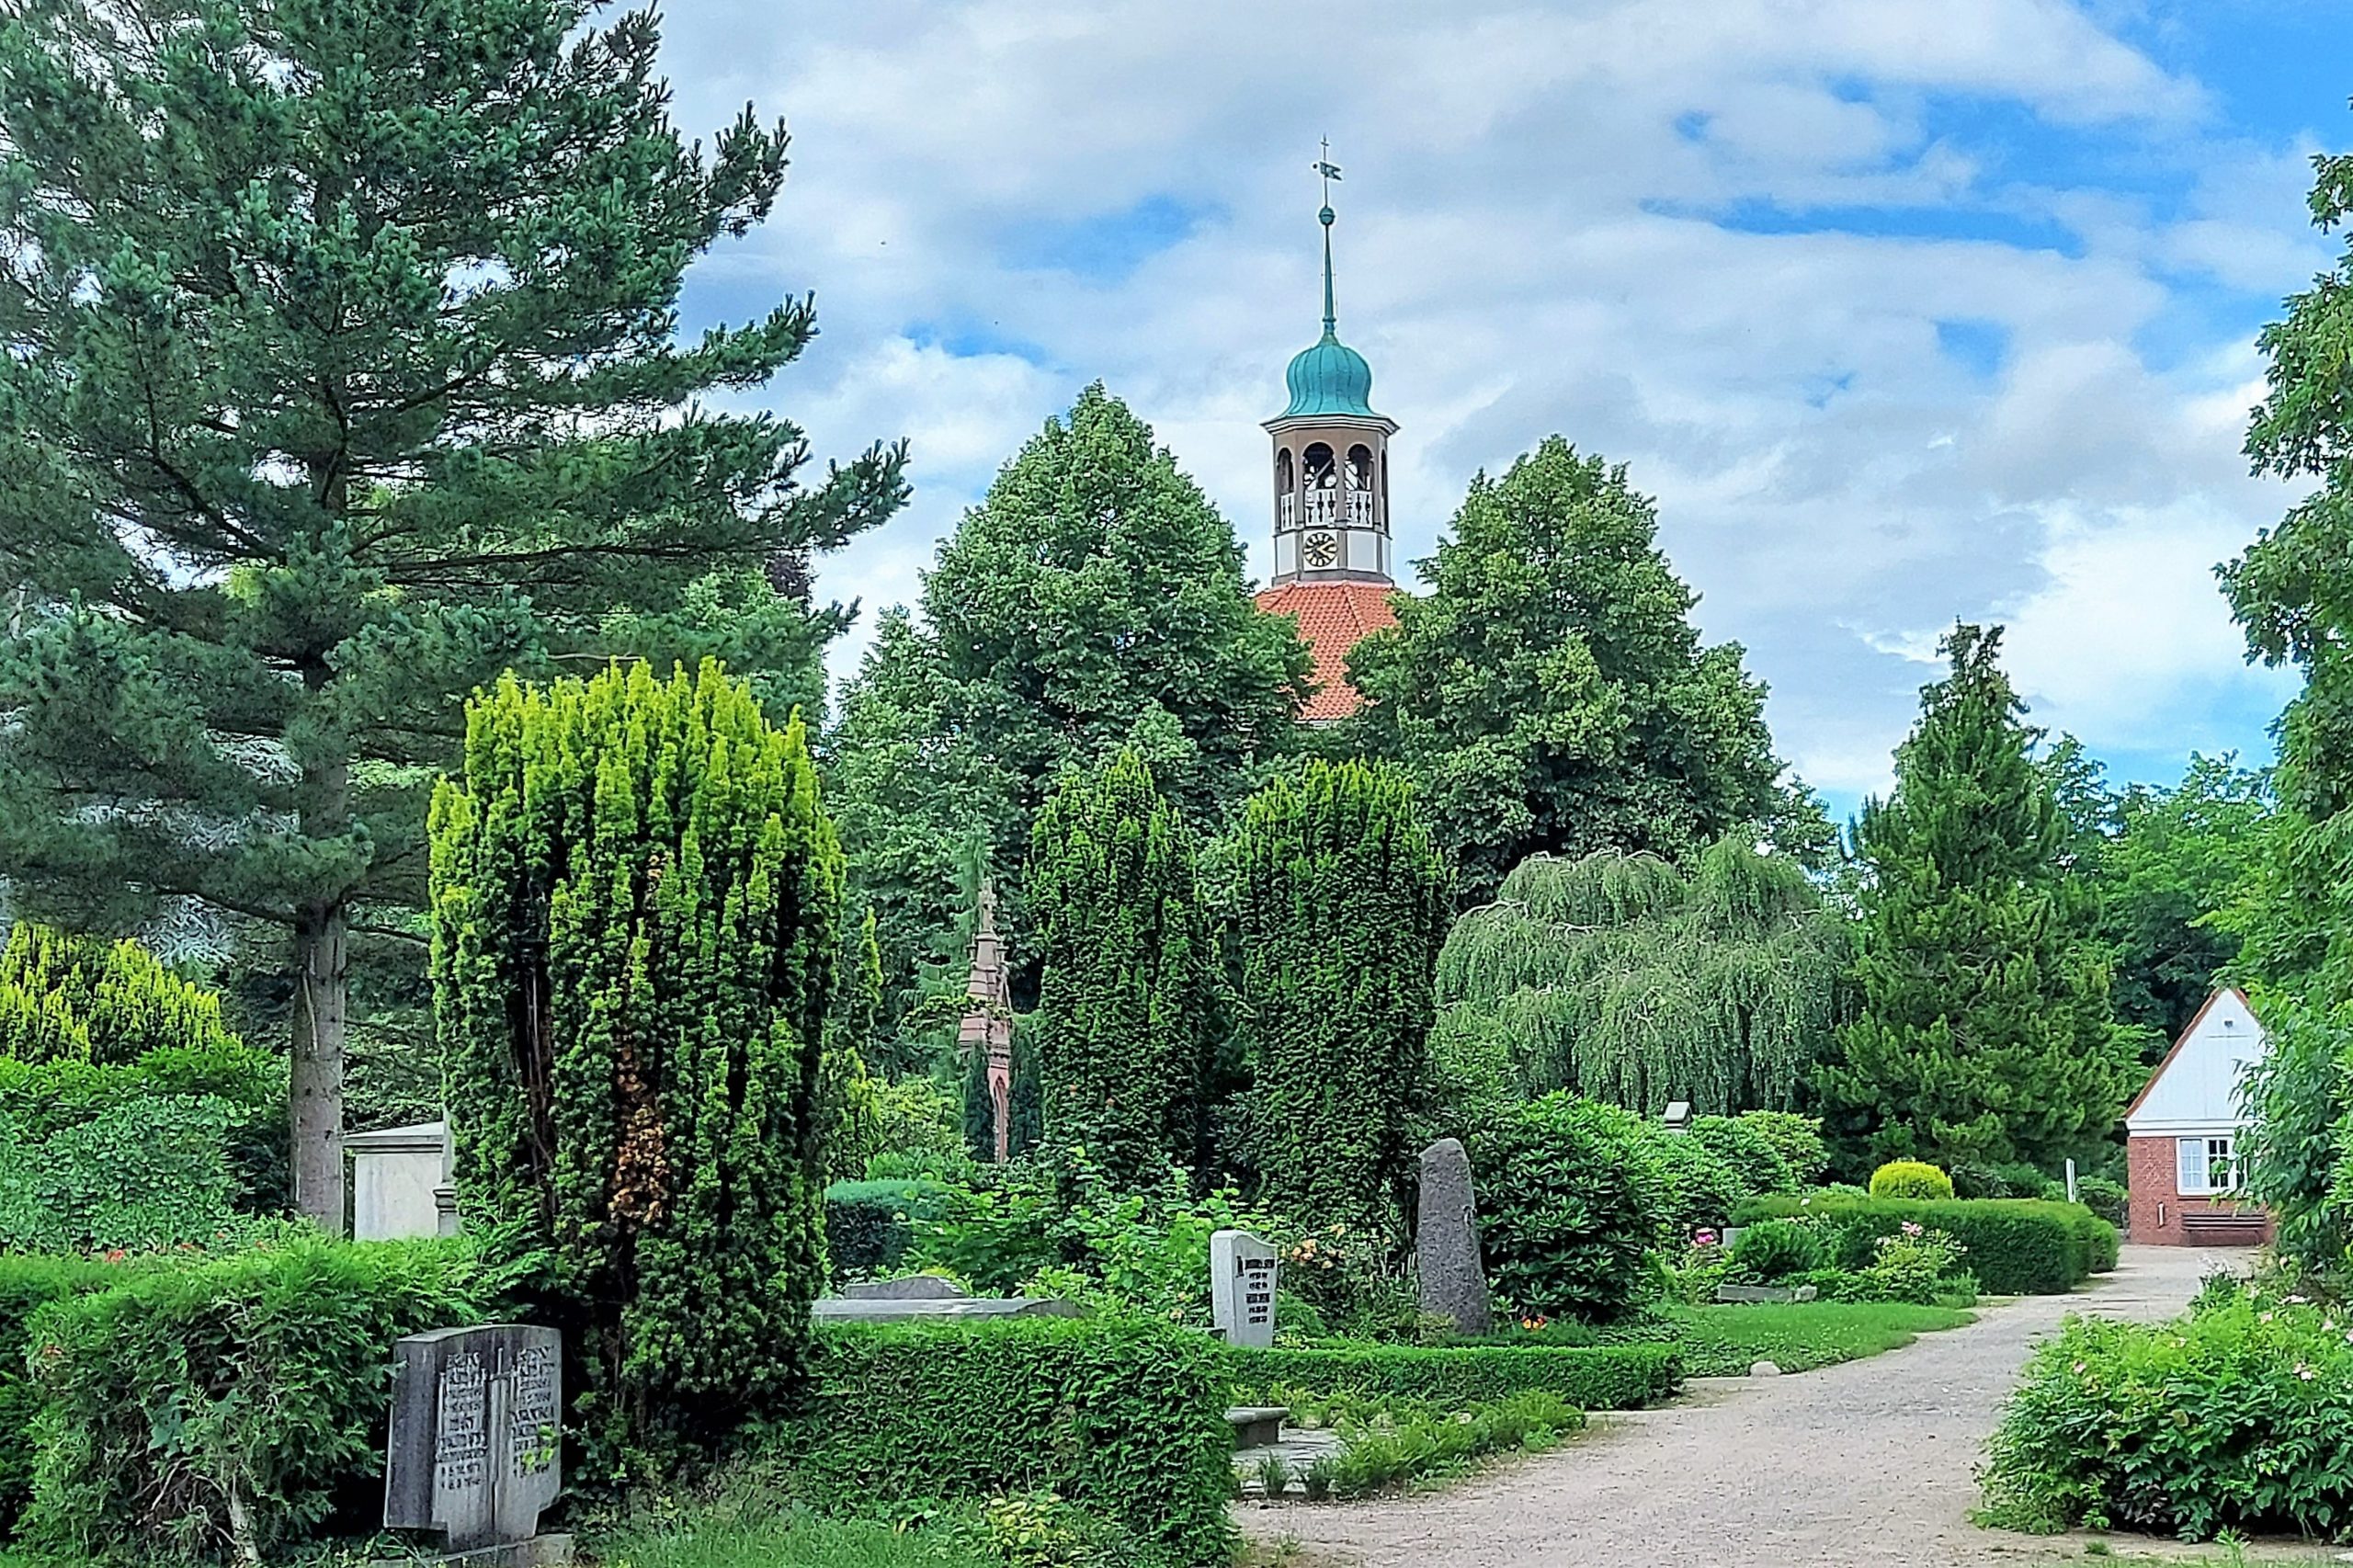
[788,1316,1236,1568]
[1226,1342,1682,1413]
[1733,1196,2116,1294]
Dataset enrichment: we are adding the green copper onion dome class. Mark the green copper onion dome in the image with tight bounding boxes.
[1280,331,1379,419]
[1277,198,1381,420]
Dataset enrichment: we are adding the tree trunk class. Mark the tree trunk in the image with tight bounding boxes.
[291,899,348,1229]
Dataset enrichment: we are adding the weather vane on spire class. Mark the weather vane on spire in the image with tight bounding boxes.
[1313,138,1342,334]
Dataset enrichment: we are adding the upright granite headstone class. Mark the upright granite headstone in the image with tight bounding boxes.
[1416,1137,1492,1335]
[385,1324,563,1557]
[1210,1229,1279,1348]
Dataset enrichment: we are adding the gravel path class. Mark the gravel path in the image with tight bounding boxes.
[1245,1245,2239,1568]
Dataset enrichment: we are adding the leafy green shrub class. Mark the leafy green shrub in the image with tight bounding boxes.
[1227,1342,1681,1413]
[20,1238,494,1562]
[1736,1112,1828,1185]
[1734,1196,2110,1294]
[784,1316,1236,1568]
[1690,1117,1796,1196]
[824,1178,951,1278]
[0,1098,244,1252]
[1639,1131,1747,1239]
[1869,1160,1954,1200]
[1855,1224,1971,1304]
[431,662,838,1467]
[2075,1176,2127,1229]
[1322,1390,1580,1498]
[1471,1094,1665,1322]
[1726,1219,1822,1282]
[1982,1293,2353,1539]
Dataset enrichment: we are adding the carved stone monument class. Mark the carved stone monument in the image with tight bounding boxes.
[1416,1137,1492,1335]
[386,1324,564,1563]
[1210,1229,1279,1348]
[957,881,1016,1163]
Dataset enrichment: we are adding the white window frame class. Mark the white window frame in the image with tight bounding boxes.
[2177,1134,2239,1196]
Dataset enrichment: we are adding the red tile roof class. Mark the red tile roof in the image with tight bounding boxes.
[1255,579,1401,722]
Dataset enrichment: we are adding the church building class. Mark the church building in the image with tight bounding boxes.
[1253,161,1401,721]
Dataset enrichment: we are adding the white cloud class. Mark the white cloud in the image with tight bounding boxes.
[642,0,2330,792]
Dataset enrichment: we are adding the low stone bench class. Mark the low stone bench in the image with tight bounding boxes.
[1226,1405,1288,1449]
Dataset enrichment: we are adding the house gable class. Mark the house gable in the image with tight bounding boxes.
[2124,988,2266,1134]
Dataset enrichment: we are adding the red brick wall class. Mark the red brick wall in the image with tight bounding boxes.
[2127,1134,2273,1245]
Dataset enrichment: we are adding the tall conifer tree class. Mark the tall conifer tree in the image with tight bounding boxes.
[0,0,901,1222]
[1235,761,1448,1239]
[1815,625,2138,1170]
[1027,749,1219,1186]
[428,660,839,1464]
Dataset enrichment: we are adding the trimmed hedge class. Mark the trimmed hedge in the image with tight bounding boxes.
[1733,1195,2116,1295]
[0,1254,154,1531]
[788,1316,1236,1568]
[20,1239,494,1563]
[1226,1342,1682,1413]
[824,1177,952,1279]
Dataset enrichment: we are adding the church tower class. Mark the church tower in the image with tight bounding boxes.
[1255,147,1401,721]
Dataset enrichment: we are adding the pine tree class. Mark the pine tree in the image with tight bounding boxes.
[1234,761,1448,1239]
[1347,437,1817,901]
[1027,749,1219,1186]
[427,660,839,1466]
[0,0,903,1224]
[829,384,1310,1005]
[1814,625,2139,1171]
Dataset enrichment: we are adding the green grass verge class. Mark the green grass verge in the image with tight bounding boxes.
[1667,1300,1974,1376]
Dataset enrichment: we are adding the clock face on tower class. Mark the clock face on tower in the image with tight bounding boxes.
[1302,532,1339,569]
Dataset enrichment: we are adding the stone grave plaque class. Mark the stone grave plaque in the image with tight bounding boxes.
[386,1324,562,1554]
[1210,1229,1278,1348]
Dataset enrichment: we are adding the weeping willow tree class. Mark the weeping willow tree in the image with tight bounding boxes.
[1435,835,1851,1114]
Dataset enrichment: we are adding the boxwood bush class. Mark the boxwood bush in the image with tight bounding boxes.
[1869,1160,1954,1200]
[824,1177,952,1278]
[19,1239,494,1563]
[1226,1341,1682,1413]
[785,1315,1235,1568]
[1983,1291,2353,1539]
[1733,1195,2114,1295]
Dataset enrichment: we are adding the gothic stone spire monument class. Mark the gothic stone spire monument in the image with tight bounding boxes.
[956,880,1015,1163]
[1254,144,1401,722]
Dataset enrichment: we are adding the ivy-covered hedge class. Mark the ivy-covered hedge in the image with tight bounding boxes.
[1733,1195,2115,1295]
[786,1316,1235,1568]
[18,1239,494,1563]
[1227,1342,1682,1413]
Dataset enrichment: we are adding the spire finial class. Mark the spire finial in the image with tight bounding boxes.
[1313,138,1342,336]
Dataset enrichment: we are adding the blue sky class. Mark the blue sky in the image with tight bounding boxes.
[652,0,2352,816]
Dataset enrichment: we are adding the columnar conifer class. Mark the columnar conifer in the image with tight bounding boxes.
[1027,749,1217,1185]
[428,660,839,1466]
[1235,761,1448,1238]
[0,924,237,1064]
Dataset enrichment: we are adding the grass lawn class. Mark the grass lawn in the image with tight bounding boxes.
[1665,1300,1975,1376]
[592,1511,997,1568]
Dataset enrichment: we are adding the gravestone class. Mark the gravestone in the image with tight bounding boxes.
[841,1274,970,1301]
[1415,1137,1492,1335]
[385,1324,563,1561]
[348,1120,451,1242]
[1210,1229,1278,1348]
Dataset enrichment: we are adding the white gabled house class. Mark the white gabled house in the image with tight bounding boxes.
[2122,988,2271,1245]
